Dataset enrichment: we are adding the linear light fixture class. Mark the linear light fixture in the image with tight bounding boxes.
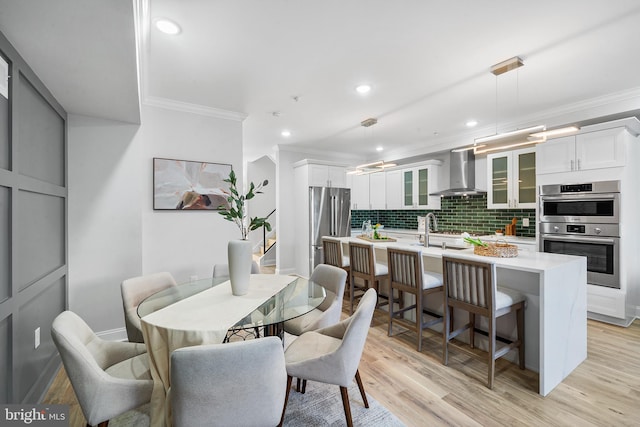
[348,160,397,175]
[474,125,546,144]
[473,137,545,155]
[356,160,384,169]
[451,144,486,153]
[530,126,580,138]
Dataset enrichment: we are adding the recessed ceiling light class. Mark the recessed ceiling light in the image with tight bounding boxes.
[155,19,181,35]
[281,130,291,137]
[376,146,383,152]
[355,84,372,94]
[466,120,478,128]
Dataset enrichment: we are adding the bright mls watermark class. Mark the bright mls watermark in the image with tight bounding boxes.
[1,405,68,426]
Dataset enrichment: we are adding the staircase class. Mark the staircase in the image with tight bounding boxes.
[254,233,276,267]
[254,209,277,267]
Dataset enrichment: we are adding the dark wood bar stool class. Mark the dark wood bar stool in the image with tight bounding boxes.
[348,241,391,313]
[441,255,525,389]
[387,246,444,352]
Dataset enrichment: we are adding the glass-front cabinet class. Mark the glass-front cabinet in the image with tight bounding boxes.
[487,147,536,209]
[401,164,440,210]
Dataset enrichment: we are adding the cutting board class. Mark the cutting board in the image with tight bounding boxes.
[357,235,397,242]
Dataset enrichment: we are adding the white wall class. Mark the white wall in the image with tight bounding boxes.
[67,114,142,333]
[67,105,243,334]
[139,105,243,283]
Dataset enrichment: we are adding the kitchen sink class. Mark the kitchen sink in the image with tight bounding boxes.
[410,243,468,250]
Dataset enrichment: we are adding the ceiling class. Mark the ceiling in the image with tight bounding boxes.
[1,0,640,162]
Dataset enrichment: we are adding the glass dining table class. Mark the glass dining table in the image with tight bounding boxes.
[137,274,326,341]
[137,274,327,427]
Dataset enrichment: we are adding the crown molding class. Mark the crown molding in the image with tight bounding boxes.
[143,96,248,121]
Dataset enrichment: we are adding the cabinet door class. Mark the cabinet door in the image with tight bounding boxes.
[402,169,414,208]
[487,153,511,209]
[536,136,576,174]
[351,174,370,210]
[576,128,626,170]
[368,173,386,210]
[327,166,347,187]
[416,167,430,208]
[308,164,329,187]
[385,170,402,210]
[514,148,537,208]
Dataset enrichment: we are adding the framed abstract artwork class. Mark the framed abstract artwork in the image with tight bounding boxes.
[153,157,232,210]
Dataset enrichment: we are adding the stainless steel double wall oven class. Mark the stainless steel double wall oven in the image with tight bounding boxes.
[539,180,620,288]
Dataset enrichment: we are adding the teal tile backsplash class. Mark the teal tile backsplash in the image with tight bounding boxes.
[351,194,535,237]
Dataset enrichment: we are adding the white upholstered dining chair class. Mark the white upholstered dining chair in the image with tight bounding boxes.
[51,310,153,427]
[280,288,377,427]
[212,260,261,277]
[283,264,347,336]
[121,271,177,343]
[170,337,287,427]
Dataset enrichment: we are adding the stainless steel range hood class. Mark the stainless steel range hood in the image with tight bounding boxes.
[429,151,486,197]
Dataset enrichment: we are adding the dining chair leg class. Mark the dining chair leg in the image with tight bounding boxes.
[339,386,354,427]
[296,377,301,392]
[301,379,307,394]
[278,375,293,427]
[354,369,369,408]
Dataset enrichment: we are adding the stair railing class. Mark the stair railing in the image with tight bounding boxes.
[263,209,276,254]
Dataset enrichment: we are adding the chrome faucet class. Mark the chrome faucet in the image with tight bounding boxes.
[423,213,438,247]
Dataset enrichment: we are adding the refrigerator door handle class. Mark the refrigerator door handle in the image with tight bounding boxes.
[330,196,336,235]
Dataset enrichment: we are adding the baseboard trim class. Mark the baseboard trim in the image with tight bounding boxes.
[587,311,635,327]
[96,327,128,342]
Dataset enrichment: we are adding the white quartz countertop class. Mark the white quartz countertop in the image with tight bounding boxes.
[352,228,536,245]
[338,235,579,273]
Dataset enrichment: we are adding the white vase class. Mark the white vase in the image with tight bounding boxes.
[228,239,252,296]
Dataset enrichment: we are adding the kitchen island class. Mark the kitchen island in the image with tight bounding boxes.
[336,236,587,396]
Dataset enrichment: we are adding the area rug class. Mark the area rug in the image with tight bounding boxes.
[110,381,405,426]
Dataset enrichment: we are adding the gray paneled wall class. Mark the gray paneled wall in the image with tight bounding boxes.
[0,31,67,403]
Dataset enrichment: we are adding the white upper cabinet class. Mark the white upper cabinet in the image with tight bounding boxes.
[385,169,403,210]
[400,164,441,210]
[350,174,370,210]
[368,173,386,210]
[537,128,626,175]
[487,147,536,209]
[307,163,347,187]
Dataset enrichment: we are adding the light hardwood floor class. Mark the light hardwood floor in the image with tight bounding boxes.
[44,299,640,427]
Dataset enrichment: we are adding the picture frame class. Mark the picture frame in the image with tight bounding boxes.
[153,157,232,210]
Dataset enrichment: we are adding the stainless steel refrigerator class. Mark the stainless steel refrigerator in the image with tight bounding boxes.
[309,186,351,273]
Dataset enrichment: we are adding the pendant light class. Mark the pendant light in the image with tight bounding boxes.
[472,57,547,154]
[346,118,396,175]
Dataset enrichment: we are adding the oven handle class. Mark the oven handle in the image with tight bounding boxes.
[540,234,618,244]
[540,193,619,201]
